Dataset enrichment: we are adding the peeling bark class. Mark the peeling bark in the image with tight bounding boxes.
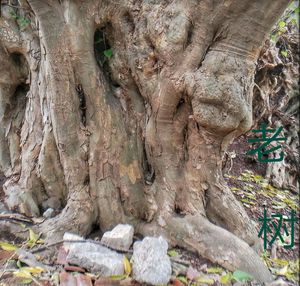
[0,0,291,282]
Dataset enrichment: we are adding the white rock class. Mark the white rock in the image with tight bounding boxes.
[63,232,84,251]
[131,236,172,285]
[67,242,124,276]
[101,224,134,251]
[42,208,54,218]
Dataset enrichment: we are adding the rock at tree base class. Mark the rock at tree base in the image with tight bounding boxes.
[63,232,84,251]
[43,208,55,218]
[101,224,134,251]
[131,236,172,285]
[66,242,124,276]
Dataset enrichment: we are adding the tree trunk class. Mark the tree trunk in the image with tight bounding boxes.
[0,0,290,282]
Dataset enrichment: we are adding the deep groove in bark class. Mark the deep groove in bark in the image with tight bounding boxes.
[10,52,25,66]
[123,11,135,34]
[75,84,87,127]
[185,23,194,49]
[94,26,113,74]
[142,138,155,185]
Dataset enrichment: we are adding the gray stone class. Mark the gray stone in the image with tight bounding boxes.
[131,236,172,285]
[43,208,55,218]
[42,197,61,210]
[0,202,9,214]
[101,224,134,251]
[6,259,18,270]
[66,241,124,276]
[16,249,53,271]
[63,232,84,251]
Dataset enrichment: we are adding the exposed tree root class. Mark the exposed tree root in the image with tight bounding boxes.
[206,182,262,252]
[36,187,96,243]
[136,214,273,283]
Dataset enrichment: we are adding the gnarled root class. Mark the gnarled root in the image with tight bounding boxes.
[206,182,262,252]
[137,214,273,283]
[36,186,96,243]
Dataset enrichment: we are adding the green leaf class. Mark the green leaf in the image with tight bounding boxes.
[220,273,232,284]
[281,50,288,57]
[168,250,179,257]
[291,18,298,25]
[0,241,18,251]
[177,276,188,285]
[270,35,277,42]
[103,49,113,59]
[9,10,18,19]
[207,267,223,274]
[278,21,286,28]
[295,7,300,13]
[29,229,39,242]
[95,38,104,44]
[110,275,127,280]
[27,229,44,248]
[17,17,30,29]
[20,278,33,285]
[232,270,253,282]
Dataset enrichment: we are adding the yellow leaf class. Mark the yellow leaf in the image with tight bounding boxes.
[271,258,289,266]
[27,229,43,248]
[197,277,215,284]
[0,241,18,251]
[220,273,232,284]
[21,267,45,274]
[13,270,32,279]
[123,256,131,276]
[253,175,263,183]
[110,275,127,280]
[276,265,289,276]
[29,229,39,242]
[168,250,179,257]
[207,267,223,274]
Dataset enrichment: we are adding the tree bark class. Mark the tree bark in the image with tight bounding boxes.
[0,0,290,282]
